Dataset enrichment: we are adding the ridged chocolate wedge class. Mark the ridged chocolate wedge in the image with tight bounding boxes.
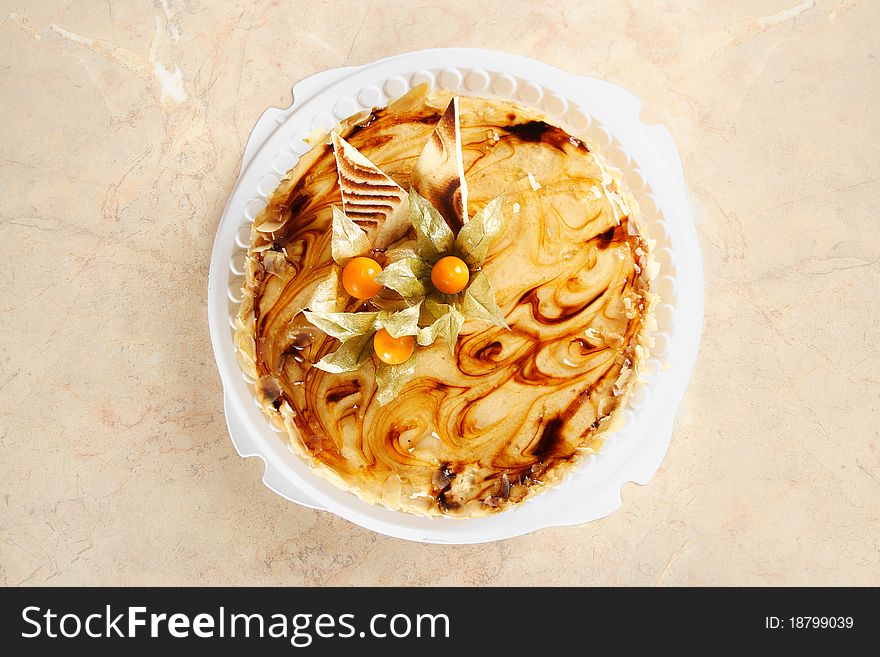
[331,132,409,250]
[411,97,469,230]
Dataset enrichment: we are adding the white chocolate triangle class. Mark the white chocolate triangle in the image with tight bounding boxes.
[331,132,409,250]
[411,97,469,230]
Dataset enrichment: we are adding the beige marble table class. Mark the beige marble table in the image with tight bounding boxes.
[1,0,877,586]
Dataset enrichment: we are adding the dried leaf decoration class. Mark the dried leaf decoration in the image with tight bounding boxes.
[375,351,417,406]
[410,189,454,261]
[460,271,508,328]
[369,291,411,314]
[374,257,431,298]
[306,206,375,320]
[305,266,346,313]
[454,195,504,268]
[418,300,465,353]
[379,190,509,341]
[302,310,378,341]
[310,192,509,402]
[377,301,421,338]
[313,333,374,374]
[305,305,421,399]
[331,205,371,265]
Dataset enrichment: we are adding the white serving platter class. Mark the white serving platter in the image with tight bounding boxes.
[208,48,703,544]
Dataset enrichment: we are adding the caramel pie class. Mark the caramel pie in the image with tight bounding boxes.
[234,85,654,516]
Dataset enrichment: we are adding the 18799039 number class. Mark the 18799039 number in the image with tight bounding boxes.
[791,617,854,629]
[766,617,854,629]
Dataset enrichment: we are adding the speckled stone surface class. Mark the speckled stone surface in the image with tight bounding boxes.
[1,0,878,586]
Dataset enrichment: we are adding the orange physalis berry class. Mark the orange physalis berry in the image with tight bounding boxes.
[373,328,415,365]
[341,256,383,299]
[430,255,470,294]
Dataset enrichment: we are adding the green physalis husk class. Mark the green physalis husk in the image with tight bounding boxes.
[375,350,417,406]
[305,266,346,313]
[405,189,508,328]
[377,302,421,338]
[418,299,465,353]
[410,189,454,261]
[305,303,421,402]
[311,332,373,374]
[302,310,378,342]
[459,271,508,328]
[454,195,504,268]
[331,205,371,264]
[302,187,509,405]
[304,205,372,314]
[374,257,431,298]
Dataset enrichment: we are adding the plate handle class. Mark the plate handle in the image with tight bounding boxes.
[223,391,327,511]
[545,413,676,528]
[240,65,356,173]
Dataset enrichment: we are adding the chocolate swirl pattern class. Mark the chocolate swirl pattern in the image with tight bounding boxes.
[234,87,653,517]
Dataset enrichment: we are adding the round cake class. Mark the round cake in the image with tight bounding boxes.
[234,85,654,517]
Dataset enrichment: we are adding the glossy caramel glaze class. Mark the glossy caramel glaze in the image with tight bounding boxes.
[234,87,653,517]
